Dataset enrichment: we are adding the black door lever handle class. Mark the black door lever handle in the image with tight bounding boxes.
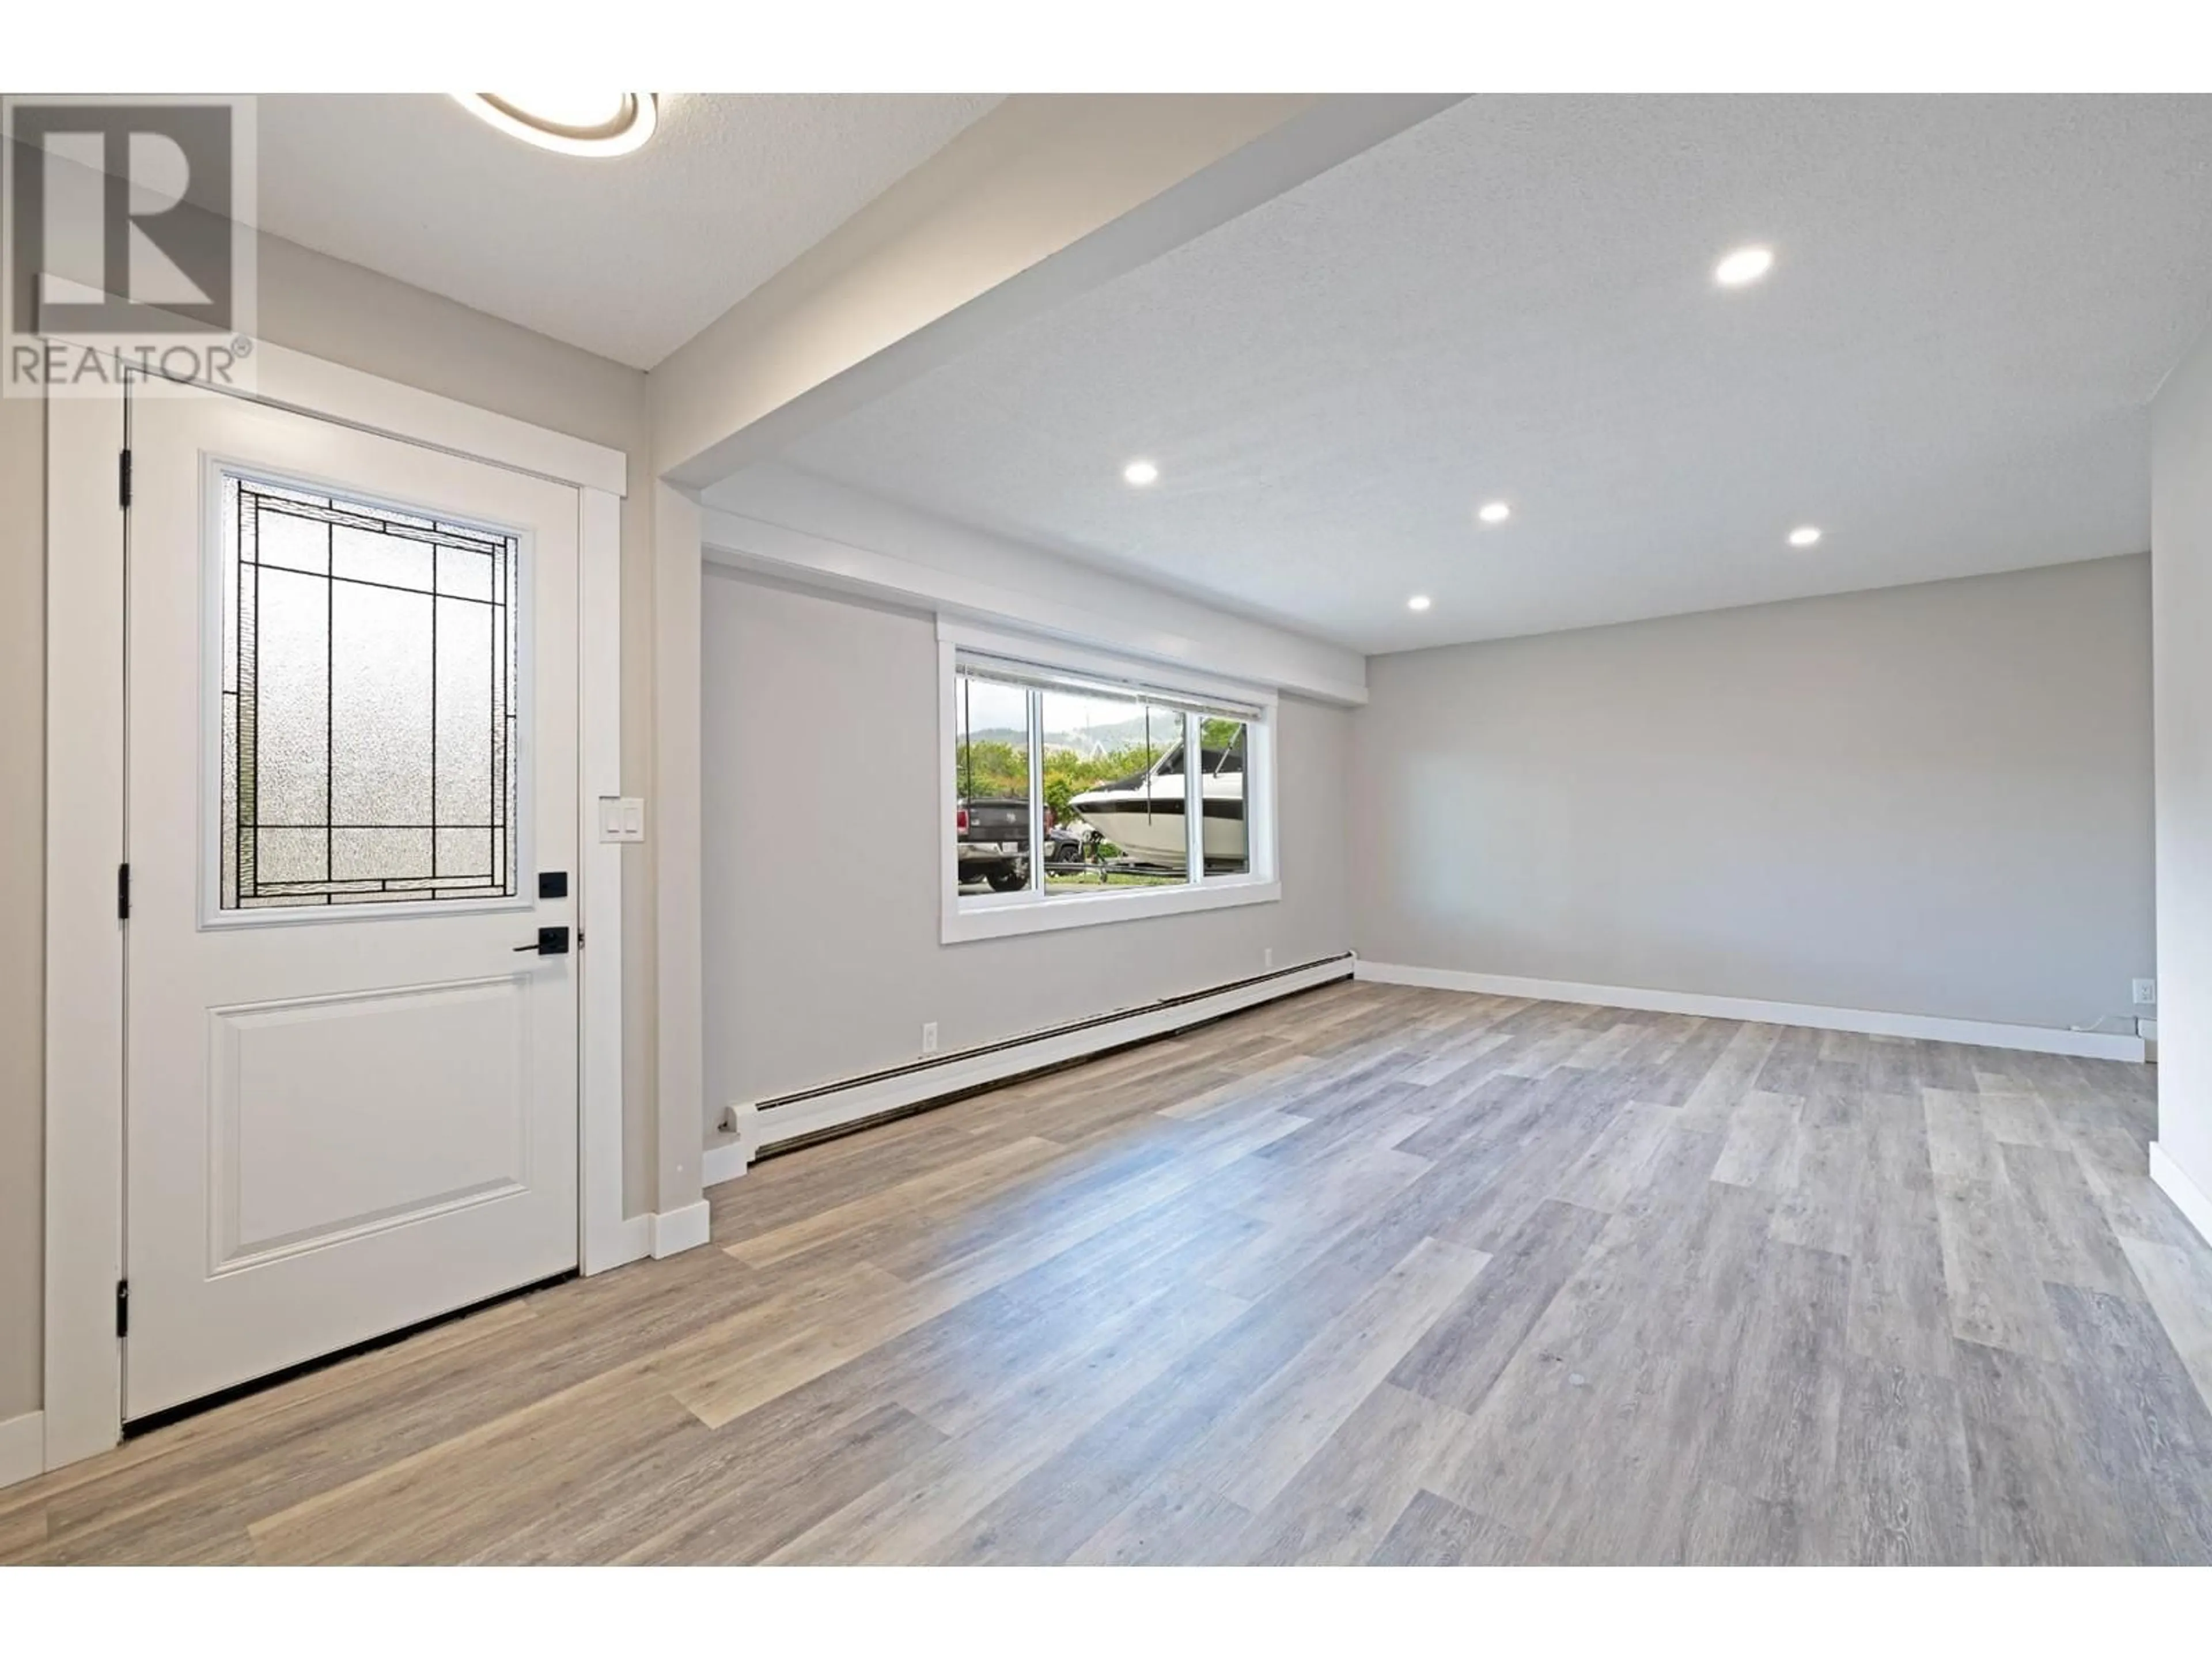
[514,926,571,956]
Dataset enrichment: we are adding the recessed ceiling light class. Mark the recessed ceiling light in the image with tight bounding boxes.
[453,93,659,157]
[1122,460,1160,486]
[1478,501,1511,525]
[1787,525,1823,548]
[1407,594,1432,612]
[1714,245,1775,287]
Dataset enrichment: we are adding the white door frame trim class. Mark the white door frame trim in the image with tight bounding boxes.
[41,338,630,1473]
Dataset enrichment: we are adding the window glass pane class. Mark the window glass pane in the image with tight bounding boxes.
[254,505,328,575]
[255,825,329,885]
[253,565,331,826]
[218,473,521,910]
[330,581,435,827]
[332,522,435,592]
[1196,717,1251,877]
[953,668,1033,896]
[1040,689,1190,890]
[438,543,495,601]
[434,595,494,824]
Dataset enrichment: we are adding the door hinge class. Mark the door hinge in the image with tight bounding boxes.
[117,862,130,920]
[115,1279,128,1339]
[118,448,132,509]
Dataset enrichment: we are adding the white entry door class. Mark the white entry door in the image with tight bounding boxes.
[123,380,582,1421]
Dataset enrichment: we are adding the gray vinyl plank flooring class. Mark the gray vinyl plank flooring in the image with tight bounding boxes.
[6,981,2209,1566]
[1368,1488,1529,1566]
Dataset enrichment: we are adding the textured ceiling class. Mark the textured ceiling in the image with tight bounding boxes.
[256,94,1001,368]
[770,95,2212,653]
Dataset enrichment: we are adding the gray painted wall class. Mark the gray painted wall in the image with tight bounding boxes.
[1348,556,2156,1034]
[700,566,1351,1119]
[0,224,654,1425]
[2154,323,2212,1205]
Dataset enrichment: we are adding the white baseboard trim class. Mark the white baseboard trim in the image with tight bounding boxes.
[702,1139,748,1188]
[592,1204,712,1270]
[702,1107,760,1188]
[1353,961,2147,1063]
[0,1410,44,1490]
[649,1201,712,1259]
[2150,1143,2212,1249]
[705,954,1357,1186]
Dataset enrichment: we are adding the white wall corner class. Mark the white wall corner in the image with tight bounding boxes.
[648,1201,712,1260]
[2149,1143,2212,1249]
[653,482,708,1217]
[0,1410,44,1490]
[577,484,629,1278]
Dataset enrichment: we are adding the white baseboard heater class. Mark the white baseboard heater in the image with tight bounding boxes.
[704,952,1355,1185]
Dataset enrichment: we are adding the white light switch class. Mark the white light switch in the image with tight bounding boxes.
[599,796,646,844]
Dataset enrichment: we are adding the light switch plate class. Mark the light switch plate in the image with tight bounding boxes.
[598,796,646,844]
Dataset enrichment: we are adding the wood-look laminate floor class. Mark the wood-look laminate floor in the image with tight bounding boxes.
[7,980,2212,1566]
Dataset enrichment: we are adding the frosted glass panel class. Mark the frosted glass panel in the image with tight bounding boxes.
[331,827,434,881]
[435,596,493,824]
[332,523,435,592]
[331,582,434,826]
[256,507,328,575]
[218,472,521,910]
[438,544,494,601]
[256,827,328,884]
[255,567,331,826]
[434,828,493,878]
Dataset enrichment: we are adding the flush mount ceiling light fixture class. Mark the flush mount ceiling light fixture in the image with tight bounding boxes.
[1407,594,1433,612]
[452,93,659,157]
[1788,525,1823,548]
[1478,501,1512,525]
[1122,459,1160,486]
[1714,245,1775,287]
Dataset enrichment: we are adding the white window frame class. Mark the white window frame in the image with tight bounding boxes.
[938,620,1281,944]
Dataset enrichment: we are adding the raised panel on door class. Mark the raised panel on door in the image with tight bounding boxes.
[207,978,534,1270]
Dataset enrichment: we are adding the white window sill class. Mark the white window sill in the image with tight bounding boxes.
[943,876,1281,944]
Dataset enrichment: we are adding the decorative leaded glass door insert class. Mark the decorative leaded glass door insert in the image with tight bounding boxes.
[217,471,522,910]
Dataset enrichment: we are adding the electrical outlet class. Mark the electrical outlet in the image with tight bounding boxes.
[1264,947,1274,969]
[2133,979,2158,1007]
[921,1022,938,1055]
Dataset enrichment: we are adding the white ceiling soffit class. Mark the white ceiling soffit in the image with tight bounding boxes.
[255,93,1002,369]
[703,464,1368,706]
[775,94,2212,653]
